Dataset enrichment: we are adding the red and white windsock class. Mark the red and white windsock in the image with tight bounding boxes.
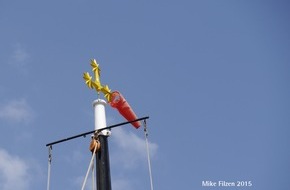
[109,91,141,128]
[83,60,141,128]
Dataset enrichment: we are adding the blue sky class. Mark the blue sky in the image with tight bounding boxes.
[0,0,289,190]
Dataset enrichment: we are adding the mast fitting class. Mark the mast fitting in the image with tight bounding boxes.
[89,136,101,153]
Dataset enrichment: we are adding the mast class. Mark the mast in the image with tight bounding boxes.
[45,58,149,190]
[82,59,141,190]
[93,99,112,190]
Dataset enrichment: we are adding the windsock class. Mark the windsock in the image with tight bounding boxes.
[109,91,141,128]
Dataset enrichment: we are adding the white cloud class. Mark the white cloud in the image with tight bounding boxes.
[110,128,158,190]
[0,99,35,124]
[10,44,30,67]
[111,127,158,169]
[7,43,30,74]
[0,148,31,190]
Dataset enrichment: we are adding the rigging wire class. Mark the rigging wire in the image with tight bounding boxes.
[143,120,154,190]
[47,145,52,190]
[92,154,95,190]
[81,137,99,190]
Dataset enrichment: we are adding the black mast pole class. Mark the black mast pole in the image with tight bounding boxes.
[96,135,112,190]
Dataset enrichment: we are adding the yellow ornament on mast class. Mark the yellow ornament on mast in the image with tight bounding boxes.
[83,59,112,102]
[90,59,102,92]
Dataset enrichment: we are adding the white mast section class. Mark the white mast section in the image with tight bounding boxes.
[93,99,111,136]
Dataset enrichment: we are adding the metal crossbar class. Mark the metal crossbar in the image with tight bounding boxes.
[46,116,149,147]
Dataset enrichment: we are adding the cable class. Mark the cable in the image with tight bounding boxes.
[47,146,52,190]
[143,120,154,190]
[92,159,95,190]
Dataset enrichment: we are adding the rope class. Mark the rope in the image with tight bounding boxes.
[47,145,52,190]
[92,159,95,190]
[81,138,98,190]
[143,120,154,190]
